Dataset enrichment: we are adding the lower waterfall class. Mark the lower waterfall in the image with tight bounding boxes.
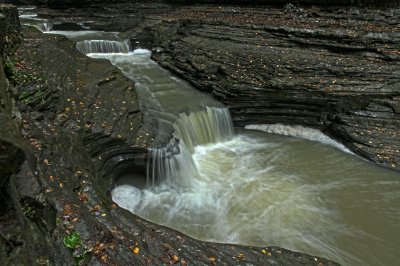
[147,107,234,186]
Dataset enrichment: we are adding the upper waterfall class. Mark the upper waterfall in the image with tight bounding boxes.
[76,40,131,54]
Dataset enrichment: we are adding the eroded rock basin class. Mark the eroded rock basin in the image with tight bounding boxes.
[113,128,400,266]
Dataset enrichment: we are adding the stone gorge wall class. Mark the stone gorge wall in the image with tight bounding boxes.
[147,6,400,171]
[0,4,20,123]
[0,5,20,55]
[0,4,38,265]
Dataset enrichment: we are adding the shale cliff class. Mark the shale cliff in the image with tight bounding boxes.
[146,5,400,171]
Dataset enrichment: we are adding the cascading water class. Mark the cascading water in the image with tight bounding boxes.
[87,47,400,266]
[147,107,234,186]
[18,10,400,266]
[34,21,53,32]
[76,40,131,54]
[174,107,234,153]
[76,42,234,187]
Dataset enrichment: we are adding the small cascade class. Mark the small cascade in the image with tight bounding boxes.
[174,107,234,153]
[147,107,234,186]
[36,22,53,32]
[76,40,131,54]
[81,48,231,186]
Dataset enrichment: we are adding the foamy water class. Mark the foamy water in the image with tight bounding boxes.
[245,124,351,153]
[113,130,400,266]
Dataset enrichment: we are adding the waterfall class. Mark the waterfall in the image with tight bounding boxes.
[80,46,233,186]
[174,107,234,153]
[36,22,53,32]
[76,40,131,54]
[147,107,234,186]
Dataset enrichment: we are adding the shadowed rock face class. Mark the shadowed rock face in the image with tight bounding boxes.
[145,5,400,171]
[0,5,43,265]
[0,4,340,265]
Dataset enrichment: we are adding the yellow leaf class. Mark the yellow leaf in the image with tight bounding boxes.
[132,247,139,254]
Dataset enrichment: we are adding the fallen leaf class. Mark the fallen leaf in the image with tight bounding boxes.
[132,247,139,254]
[171,255,179,263]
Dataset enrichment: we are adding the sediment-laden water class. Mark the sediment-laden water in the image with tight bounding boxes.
[20,9,400,266]
[113,127,400,266]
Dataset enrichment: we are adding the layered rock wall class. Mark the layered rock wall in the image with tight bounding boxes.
[148,6,400,171]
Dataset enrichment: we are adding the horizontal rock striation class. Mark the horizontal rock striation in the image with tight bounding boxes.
[148,6,400,171]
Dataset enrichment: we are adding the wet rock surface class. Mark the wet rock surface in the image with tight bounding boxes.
[1,4,340,265]
[146,5,400,171]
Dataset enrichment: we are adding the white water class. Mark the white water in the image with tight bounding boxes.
[34,21,53,32]
[245,124,352,153]
[113,130,400,266]
[76,40,131,54]
[19,14,38,19]
[147,107,234,185]
[18,7,38,19]
[84,48,223,145]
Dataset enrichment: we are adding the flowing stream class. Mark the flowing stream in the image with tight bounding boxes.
[20,9,400,266]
